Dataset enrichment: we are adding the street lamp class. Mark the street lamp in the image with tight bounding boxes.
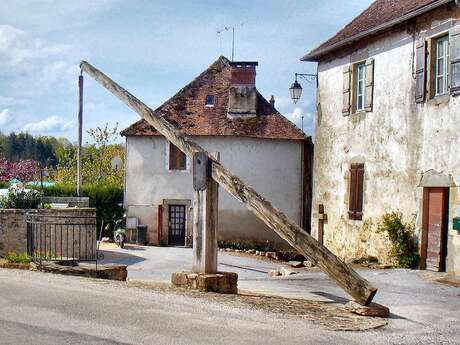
[289,73,317,104]
[289,78,302,104]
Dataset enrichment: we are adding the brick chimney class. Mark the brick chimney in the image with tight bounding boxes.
[227,61,258,119]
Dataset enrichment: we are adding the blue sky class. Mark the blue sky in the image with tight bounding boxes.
[0,0,372,142]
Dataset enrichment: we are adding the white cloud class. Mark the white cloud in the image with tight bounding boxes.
[0,108,12,126]
[23,116,74,133]
[0,25,78,97]
[286,107,313,122]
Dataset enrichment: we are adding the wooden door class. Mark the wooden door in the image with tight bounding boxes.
[168,205,186,246]
[421,187,448,271]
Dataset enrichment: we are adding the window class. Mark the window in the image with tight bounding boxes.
[348,163,364,221]
[356,63,366,111]
[205,95,214,107]
[169,143,186,171]
[342,59,374,116]
[435,35,449,96]
[415,29,460,103]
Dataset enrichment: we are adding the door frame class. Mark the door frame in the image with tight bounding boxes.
[420,187,449,271]
[161,199,192,247]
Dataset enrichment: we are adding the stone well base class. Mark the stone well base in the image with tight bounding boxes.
[171,271,238,294]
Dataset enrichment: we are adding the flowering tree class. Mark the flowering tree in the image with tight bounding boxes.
[0,158,40,182]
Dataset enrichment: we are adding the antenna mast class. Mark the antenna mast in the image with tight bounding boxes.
[217,23,244,61]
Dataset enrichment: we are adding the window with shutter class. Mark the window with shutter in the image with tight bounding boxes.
[450,26,460,93]
[415,40,427,103]
[169,143,186,170]
[342,65,351,116]
[348,163,364,221]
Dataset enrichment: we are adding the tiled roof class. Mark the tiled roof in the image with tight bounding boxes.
[121,56,306,141]
[302,0,447,61]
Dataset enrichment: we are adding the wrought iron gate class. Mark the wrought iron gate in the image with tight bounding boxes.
[26,211,97,263]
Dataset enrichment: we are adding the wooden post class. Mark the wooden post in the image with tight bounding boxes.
[192,152,218,273]
[79,61,377,305]
[76,73,83,197]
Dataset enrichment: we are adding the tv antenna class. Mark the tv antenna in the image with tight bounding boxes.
[217,23,244,61]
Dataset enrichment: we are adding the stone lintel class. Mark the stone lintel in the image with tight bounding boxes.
[171,271,238,294]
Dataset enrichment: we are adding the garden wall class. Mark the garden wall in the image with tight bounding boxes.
[0,209,27,256]
[0,208,97,258]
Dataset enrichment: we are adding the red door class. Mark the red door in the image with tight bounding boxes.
[421,188,448,271]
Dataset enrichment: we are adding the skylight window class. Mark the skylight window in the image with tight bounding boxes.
[205,95,214,107]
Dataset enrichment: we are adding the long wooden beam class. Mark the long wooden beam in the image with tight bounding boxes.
[80,61,377,305]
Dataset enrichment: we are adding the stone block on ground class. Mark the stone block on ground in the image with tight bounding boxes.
[171,271,238,294]
[303,260,314,268]
[287,261,304,268]
[345,301,390,318]
[268,269,281,277]
[280,267,298,276]
[37,261,127,281]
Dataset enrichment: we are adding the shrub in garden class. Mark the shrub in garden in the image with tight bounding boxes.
[4,251,30,264]
[377,211,420,268]
[0,185,42,209]
[38,183,123,237]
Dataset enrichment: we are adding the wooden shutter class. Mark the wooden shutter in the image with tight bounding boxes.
[450,25,460,93]
[415,40,427,103]
[364,59,374,112]
[342,65,351,116]
[348,164,364,220]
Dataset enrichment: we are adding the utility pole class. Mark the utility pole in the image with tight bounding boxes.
[76,72,83,197]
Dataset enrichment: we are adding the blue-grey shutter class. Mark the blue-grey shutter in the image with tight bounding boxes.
[342,65,351,116]
[364,58,374,112]
[450,26,460,93]
[415,40,426,103]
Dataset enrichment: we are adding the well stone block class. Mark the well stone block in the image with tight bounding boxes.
[171,271,238,294]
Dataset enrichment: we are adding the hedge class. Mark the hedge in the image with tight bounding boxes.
[37,184,124,237]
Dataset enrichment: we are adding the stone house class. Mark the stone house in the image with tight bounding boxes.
[303,0,460,275]
[121,56,313,248]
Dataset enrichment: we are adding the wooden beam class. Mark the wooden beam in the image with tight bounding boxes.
[79,61,378,305]
[192,155,219,274]
[76,74,83,196]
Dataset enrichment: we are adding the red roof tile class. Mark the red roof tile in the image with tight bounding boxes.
[302,0,447,61]
[121,56,306,141]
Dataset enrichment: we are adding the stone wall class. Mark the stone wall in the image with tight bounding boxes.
[0,209,27,256]
[0,208,97,260]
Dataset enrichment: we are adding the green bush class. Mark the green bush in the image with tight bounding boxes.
[38,183,123,237]
[378,211,419,268]
[4,251,30,264]
[0,188,42,209]
[0,181,8,188]
[218,239,276,252]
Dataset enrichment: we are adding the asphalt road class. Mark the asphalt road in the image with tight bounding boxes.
[1,247,460,344]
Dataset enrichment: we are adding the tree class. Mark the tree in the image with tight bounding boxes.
[54,123,124,187]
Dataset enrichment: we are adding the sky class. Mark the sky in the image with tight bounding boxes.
[0,0,373,143]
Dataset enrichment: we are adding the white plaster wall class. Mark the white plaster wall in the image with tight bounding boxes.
[124,135,303,248]
[313,13,460,270]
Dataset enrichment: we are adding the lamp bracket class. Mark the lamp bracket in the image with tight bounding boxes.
[295,73,317,84]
